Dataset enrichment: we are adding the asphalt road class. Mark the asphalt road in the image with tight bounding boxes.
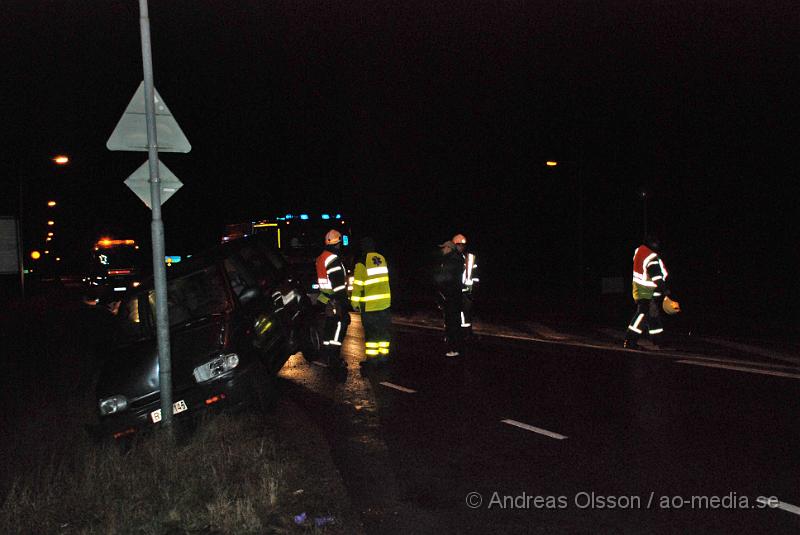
[279,314,800,534]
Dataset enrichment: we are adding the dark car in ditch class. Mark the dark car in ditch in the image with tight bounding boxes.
[94,234,321,440]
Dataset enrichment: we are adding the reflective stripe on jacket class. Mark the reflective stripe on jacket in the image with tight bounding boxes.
[632,245,668,300]
[461,252,479,293]
[351,252,391,312]
[316,250,347,304]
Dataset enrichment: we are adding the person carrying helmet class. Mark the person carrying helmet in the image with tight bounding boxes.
[316,229,351,368]
[350,237,392,369]
[452,233,479,339]
[435,239,467,357]
[623,234,680,350]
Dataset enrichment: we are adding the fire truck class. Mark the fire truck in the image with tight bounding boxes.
[85,237,144,297]
[222,213,353,299]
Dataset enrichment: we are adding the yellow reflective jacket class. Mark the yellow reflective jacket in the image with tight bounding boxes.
[350,252,391,312]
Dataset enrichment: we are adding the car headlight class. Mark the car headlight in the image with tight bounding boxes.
[193,353,240,383]
[99,395,128,416]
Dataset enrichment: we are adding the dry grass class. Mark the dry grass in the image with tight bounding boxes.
[1,412,347,534]
[1,296,355,534]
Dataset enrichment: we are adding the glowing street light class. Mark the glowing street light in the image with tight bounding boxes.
[52,155,70,165]
[30,251,41,260]
[545,160,559,167]
[47,200,57,207]
[47,232,54,237]
[47,220,54,226]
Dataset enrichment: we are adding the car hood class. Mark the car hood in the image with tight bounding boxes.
[97,315,228,402]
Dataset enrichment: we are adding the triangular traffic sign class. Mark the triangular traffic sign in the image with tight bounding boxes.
[125,159,184,209]
[107,82,191,152]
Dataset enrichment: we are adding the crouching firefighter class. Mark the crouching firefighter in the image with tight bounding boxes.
[350,237,392,368]
[316,229,351,368]
[624,235,680,350]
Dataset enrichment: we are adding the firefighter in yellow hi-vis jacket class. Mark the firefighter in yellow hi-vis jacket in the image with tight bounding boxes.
[350,237,392,369]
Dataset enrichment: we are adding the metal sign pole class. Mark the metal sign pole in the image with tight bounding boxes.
[138,0,173,428]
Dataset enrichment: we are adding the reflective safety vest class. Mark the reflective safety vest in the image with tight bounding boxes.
[316,250,347,304]
[461,252,479,294]
[632,245,668,300]
[350,252,391,312]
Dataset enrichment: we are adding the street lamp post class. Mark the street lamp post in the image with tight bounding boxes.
[545,160,584,299]
[638,188,648,239]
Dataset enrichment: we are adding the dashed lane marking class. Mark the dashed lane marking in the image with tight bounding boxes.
[676,360,800,380]
[500,419,568,440]
[379,381,417,394]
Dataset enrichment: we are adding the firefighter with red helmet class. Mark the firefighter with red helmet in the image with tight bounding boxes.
[316,229,350,367]
[624,235,680,350]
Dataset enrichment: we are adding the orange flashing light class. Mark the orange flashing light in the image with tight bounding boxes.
[96,238,136,248]
[205,393,227,406]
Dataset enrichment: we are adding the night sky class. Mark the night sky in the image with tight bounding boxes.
[2,1,797,316]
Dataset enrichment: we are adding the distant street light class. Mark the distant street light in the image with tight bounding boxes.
[47,220,54,226]
[47,200,57,207]
[52,155,70,165]
[30,251,41,260]
[47,232,54,237]
[546,160,559,167]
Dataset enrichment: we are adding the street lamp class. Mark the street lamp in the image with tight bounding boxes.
[52,155,70,165]
[47,220,54,226]
[47,200,57,207]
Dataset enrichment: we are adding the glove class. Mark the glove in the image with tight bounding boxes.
[662,296,681,315]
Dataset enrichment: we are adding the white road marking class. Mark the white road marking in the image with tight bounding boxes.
[677,360,800,380]
[379,381,416,394]
[501,419,568,440]
[757,497,800,516]
[699,337,800,365]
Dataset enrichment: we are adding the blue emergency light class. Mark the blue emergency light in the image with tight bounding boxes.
[321,214,330,220]
[300,214,309,220]
[335,214,341,219]
[285,214,294,219]
[343,235,349,246]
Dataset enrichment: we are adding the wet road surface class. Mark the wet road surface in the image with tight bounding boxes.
[280,314,800,534]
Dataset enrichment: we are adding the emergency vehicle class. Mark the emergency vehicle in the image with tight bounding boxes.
[85,237,143,296]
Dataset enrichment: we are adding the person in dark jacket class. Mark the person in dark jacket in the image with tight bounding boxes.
[435,240,467,357]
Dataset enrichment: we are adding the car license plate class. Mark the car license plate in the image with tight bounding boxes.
[150,399,188,423]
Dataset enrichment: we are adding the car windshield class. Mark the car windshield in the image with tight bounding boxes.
[152,265,229,327]
[116,264,229,340]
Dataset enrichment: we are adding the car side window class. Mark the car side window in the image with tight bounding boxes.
[238,245,280,289]
[117,293,150,341]
[224,256,258,301]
